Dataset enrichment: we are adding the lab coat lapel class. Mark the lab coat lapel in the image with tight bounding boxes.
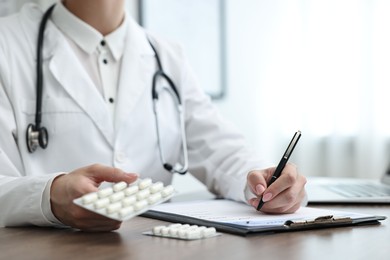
[48,37,114,147]
[114,20,155,131]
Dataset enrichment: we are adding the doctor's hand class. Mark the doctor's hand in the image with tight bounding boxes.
[50,164,139,232]
[246,163,307,214]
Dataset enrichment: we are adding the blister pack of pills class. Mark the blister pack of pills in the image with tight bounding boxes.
[144,223,220,240]
[73,178,175,221]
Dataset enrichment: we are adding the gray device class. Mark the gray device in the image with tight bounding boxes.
[306,168,390,204]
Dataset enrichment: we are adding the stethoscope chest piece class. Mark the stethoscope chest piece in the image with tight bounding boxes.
[26,124,48,153]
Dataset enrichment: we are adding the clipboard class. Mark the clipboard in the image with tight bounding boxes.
[141,199,386,236]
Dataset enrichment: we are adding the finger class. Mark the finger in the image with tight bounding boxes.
[76,220,122,232]
[82,222,122,232]
[262,194,304,214]
[262,184,306,213]
[69,206,122,230]
[261,163,298,202]
[270,201,302,214]
[262,173,305,208]
[84,164,139,184]
[81,225,122,232]
[247,170,271,196]
[249,169,306,213]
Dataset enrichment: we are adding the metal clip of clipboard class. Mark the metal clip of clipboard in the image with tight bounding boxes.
[284,215,353,228]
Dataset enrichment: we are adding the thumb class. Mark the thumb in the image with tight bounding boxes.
[84,164,139,184]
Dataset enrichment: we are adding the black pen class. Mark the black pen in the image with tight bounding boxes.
[257,130,302,211]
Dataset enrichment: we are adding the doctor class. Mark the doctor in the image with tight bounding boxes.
[0,0,307,231]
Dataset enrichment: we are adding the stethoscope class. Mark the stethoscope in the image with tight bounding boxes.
[26,4,189,175]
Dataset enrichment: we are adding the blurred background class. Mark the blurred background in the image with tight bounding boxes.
[3,0,390,194]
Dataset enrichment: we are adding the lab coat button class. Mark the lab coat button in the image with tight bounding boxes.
[115,152,127,163]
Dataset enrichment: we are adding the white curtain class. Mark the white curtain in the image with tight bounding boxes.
[221,0,390,179]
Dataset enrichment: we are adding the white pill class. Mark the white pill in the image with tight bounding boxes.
[161,227,170,236]
[134,200,148,211]
[113,181,127,192]
[107,202,122,214]
[202,227,217,237]
[149,223,217,240]
[169,223,182,228]
[122,195,136,207]
[149,182,164,193]
[161,185,174,197]
[138,178,152,189]
[74,178,176,222]
[81,193,98,204]
[168,227,180,237]
[136,189,150,200]
[119,206,134,218]
[98,187,113,198]
[186,229,202,239]
[178,225,197,239]
[109,191,125,202]
[94,198,110,209]
[152,225,165,235]
[124,185,139,196]
[178,229,188,239]
[198,226,207,231]
[147,193,162,205]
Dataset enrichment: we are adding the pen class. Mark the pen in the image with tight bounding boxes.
[257,130,302,211]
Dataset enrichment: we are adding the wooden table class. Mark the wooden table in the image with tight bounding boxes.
[0,204,389,260]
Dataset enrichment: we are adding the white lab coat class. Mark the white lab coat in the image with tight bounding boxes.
[0,4,266,227]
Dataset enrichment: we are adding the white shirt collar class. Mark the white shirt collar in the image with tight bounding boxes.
[51,2,128,61]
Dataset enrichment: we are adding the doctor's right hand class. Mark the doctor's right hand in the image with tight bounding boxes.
[50,164,139,232]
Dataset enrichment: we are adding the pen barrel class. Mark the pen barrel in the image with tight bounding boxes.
[269,175,278,184]
[268,158,287,186]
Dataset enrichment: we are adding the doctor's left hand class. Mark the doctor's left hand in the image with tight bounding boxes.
[50,164,139,232]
